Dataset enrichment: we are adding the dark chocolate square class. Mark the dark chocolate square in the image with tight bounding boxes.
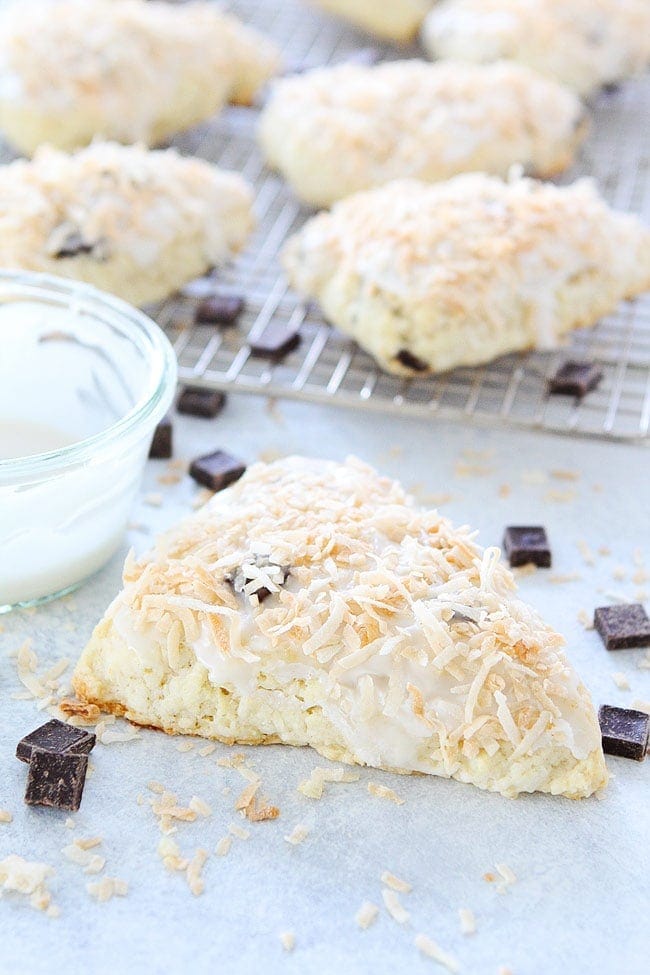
[503,526,551,568]
[194,294,245,326]
[594,603,650,651]
[16,719,95,764]
[189,450,246,492]
[249,323,301,359]
[177,386,226,419]
[395,349,428,373]
[25,747,89,811]
[548,361,603,397]
[149,415,173,459]
[598,705,649,761]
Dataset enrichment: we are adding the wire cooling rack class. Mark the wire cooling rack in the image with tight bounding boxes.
[7,0,650,442]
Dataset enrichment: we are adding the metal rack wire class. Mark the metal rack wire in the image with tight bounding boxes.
[9,0,650,442]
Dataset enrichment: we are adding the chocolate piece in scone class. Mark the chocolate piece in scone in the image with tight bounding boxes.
[594,603,650,651]
[503,526,551,568]
[249,322,301,359]
[195,294,245,326]
[548,361,603,397]
[177,387,226,419]
[16,719,95,764]
[189,449,246,491]
[149,416,173,459]
[24,748,89,811]
[598,705,649,761]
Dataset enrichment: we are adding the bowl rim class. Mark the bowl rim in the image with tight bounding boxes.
[0,270,177,480]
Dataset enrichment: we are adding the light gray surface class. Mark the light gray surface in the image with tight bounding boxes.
[1,395,649,975]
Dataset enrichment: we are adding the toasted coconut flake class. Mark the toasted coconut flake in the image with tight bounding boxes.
[0,810,13,824]
[147,781,165,794]
[637,651,650,671]
[284,823,310,846]
[355,901,379,930]
[189,796,212,818]
[186,849,209,896]
[143,493,163,508]
[414,934,460,972]
[382,888,410,924]
[97,722,140,745]
[279,931,296,952]
[298,766,360,799]
[87,876,128,902]
[228,824,250,840]
[0,855,55,913]
[549,573,581,584]
[459,907,476,935]
[74,836,102,851]
[176,740,195,753]
[381,871,412,894]
[215,836,232,857]
[612,672,631,691]
[198,743,217,757]
[59,698,102,724]
[367,782,405,805]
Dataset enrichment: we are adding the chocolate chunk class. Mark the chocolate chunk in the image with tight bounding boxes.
[177,386,226,419]
[16,719,95,765]
[230,556,290,604]
[395,349,428,373]
[195,294,245,326]
[503,526,551,568]
[46,223,109,261]
[548,361,603,397]
[25,747,89,811]
[189,449,246,491]
[598,705,649,761]
[249,323,301,359]
[594,603,650,651]
[149,415,173,459]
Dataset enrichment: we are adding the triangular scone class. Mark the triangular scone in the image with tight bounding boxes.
[421,0,650,96]
[308,0,431,43]
[259,60,587,206]
[0,0,280,155]
[0,142,254,307]
[283,174,650,375]
[73,457,607,799]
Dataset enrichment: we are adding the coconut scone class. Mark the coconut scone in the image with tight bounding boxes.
[282,174,650,375]
[0,142,254,307]
[421,0,650,97]
[73,456,608,800]
[259,60,587,207]
[0,0,281,156]
[308,0,431,43]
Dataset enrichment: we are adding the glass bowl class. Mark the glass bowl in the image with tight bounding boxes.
[0,270,177,611]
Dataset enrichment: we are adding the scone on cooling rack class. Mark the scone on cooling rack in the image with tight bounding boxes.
[421,0,650,97]
[0,142,254,307]
[307,0,431,43]
[0,0,281,156]
[259,60,587,207]
[282,174,650,376]
[72,456,608,800]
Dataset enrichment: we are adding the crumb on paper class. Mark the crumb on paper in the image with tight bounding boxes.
[186,849,209,896]
[143,493,163,508]
[176,740,194,753]
[382,888,410,925]
[414,934,460,973]
[612,566,627,581]
[355,901,379,930]
[279,932,295,952]
[0,810,13,824]
[191,487,214,510]
[459,907,476,935]
[513,563,537,579]
[147,781,165,794]
[265,398,285,424]
[521,468,546,485]
[498,484,511,499]
[64,818,75,830]
[454,461,493,478]
[381,871,412,894]
[549,572,581,584]
[367,782,405,805]
[158,837,188,872]
[298,766,360,799]
[215,836,232,857]
[577,609,594,630]
[0,855,56,914]
[228,824,250,841]
[86,876,128,903]
[189,796,212,818]
[543,489,576,504]
[489,863,517,893]
[236,780,279,822]
[285,824,310,846]
[611,672,630,691]
[550,469,580,481]
[198,743,217,757]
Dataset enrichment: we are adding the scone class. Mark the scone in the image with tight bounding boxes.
[421,0,650,96]
[73,456,608,800]
[0,0,281,156]
[259,60,587,207]
[0,142,254,307]
[307,0,431,43]
[282,174,650,375]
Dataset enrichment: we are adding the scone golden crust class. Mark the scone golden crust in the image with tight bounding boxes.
[282,174,650,375]
[0,142,254,307]
[0,0,280,155]
[73,456,608,799]
[308,0,431,42]
[259,60,587,207]
[421,0,650,96]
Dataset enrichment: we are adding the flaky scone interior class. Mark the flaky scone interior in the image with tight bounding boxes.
[73,457,607,799]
